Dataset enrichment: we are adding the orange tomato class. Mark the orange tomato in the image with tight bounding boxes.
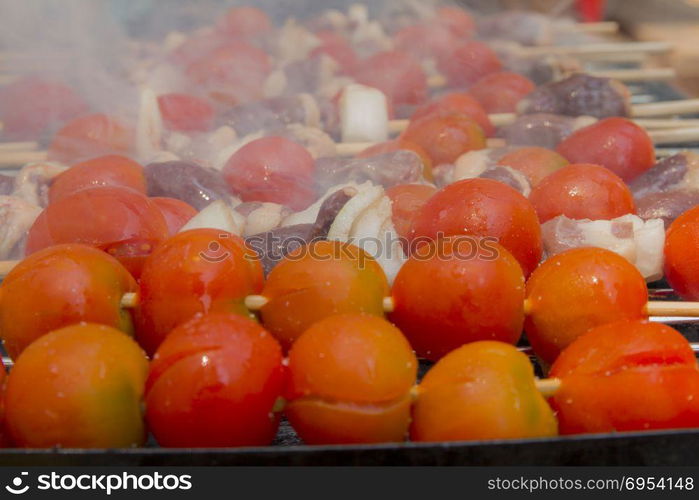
[146,313,285,447]
[409,178,542,277]
[497,146,568,187]
[436,41,502,88]
[150,197,197,235]
[259,241,389,350]
[664,206,699,300]
[157,93,215,133]
[556,117,655,183]
[525,247,648,364]
[529,163,636,223]
[135,229,263,356]
[550,320,699,434]
[385,184,437,241]
[0,244,137,359]
[48,113,133,164]
[411,92,494,136]
[5,323,148,448]
[48,154,146,204]
[286,314,417,444]
[411,341,557,442]
[390,239,525,361]
[469,72,535,113]
[401,113,486,165]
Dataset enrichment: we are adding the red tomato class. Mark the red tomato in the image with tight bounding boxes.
[286,314,417,444]
[311,31,359,74]
[186,42,271,105]
[411,92,494,136]
[550,320,699,434]
[48,113,133,164]
[664,205,699,300]
[529,163,636,223]
[410,178,542,277]
[151,197,197,235]
[469,72,535,113]
[216,6,273,41]
[393,22,458,60]
[385,184,437,240]
[401,113,486,165]
[135,229,263,355]
[0,76,88,140]
[223,136,316,210]
[0,244,137,359]
[157,93,215,132]
[390,239,525,361]
[525,247,648,364]
[146,313,285,447]
[556,117,655,182]
[354,50,428,109]
[48,154,146,204]
[357,139,434,181]
[497,146,568,186]
[435,6,476,38]
[5,323,148,448]
[411,341,557,442]
[436,41,502,88]
[25,187,169,278]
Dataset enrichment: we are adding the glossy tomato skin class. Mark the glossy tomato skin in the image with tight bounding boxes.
[386,184,437,240]
[216,6,273,41]
[146,313,285,447]
[497,146,568,187]
[286,314,417,445]
[0,244,137,359]
[157,93,215,133]
[25,186,169,278]
[135,229,263,355]
[529,163,636,223]
[48,154,146,204]
[525,247,648,364]
[358,139,434,181]
[436,41,502,88]
[47,113,133,164]
[556,117,655,183]
[401,113,486,165]
[411,93,494,136]
[469,72,535,113]
[151,197,197,235]
[390,239,525,361]
[664,206,699,300]
[260,241,389,351]
[550,320,699,434]
[5,323,148,448]
[409,178,542,277]
[435,6,476,38]
[354,50,428,110]
[0,76,89,140]
[223,136,316,211]
[411,341,557,442]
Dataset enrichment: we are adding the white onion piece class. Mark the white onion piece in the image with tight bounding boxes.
[243,203,288,237]
[0,196,42,259]
[12,161,67,207]
[179,200,244,236]
[136,87,163,163]
[339,84,389,144]
[327,184,384,240]
[282,181,368,227]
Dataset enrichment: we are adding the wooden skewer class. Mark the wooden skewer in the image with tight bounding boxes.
[534,378,562,398]
[568,21,619,34]
[632,99,699,117]
[0,260,18,277]
[648,127,699,145]
[0,141,39,152]
[516,41,673,57]
[0,150,47,168]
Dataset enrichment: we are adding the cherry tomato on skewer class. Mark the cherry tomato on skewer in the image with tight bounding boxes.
[390,238,525,361]
[0,244,137,359]
[393,22,458,61]
[386,184,437,241]
[550,320,699,434]
[223,136,317,211]
[48,154,146,204]
[434,5,477,38]
[468,72,536,114]
[47,113,134,164]
[556,117,655,183]
[524,247,648,364]
[5,323,148,448]
[411,92,494,136]
[286,314,417,445]
[529,163,636,223]
[436,41,502,89]
[25,186,169,278]
[664,205,699,301]
[135,228,262,356]
[151,197,197,235]
[411,341,557,442]
[146,313,285,448]
[497,146,568,187]
[157,93,215,133]
[258,240,389,351]
[354,50,428,110]
[409,178,542,277]
[401,113,486,166]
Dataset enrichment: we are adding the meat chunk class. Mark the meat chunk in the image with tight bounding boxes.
[315,151,423,192]
[630,153,699,198]
[635,190,699,228]
[497,113,597,149]
[144,160,232,210]
[448,149,531,196]
[518,74,631,119]
[218,94,320,137]
[0,175,15,196]
[0,196,42,259]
